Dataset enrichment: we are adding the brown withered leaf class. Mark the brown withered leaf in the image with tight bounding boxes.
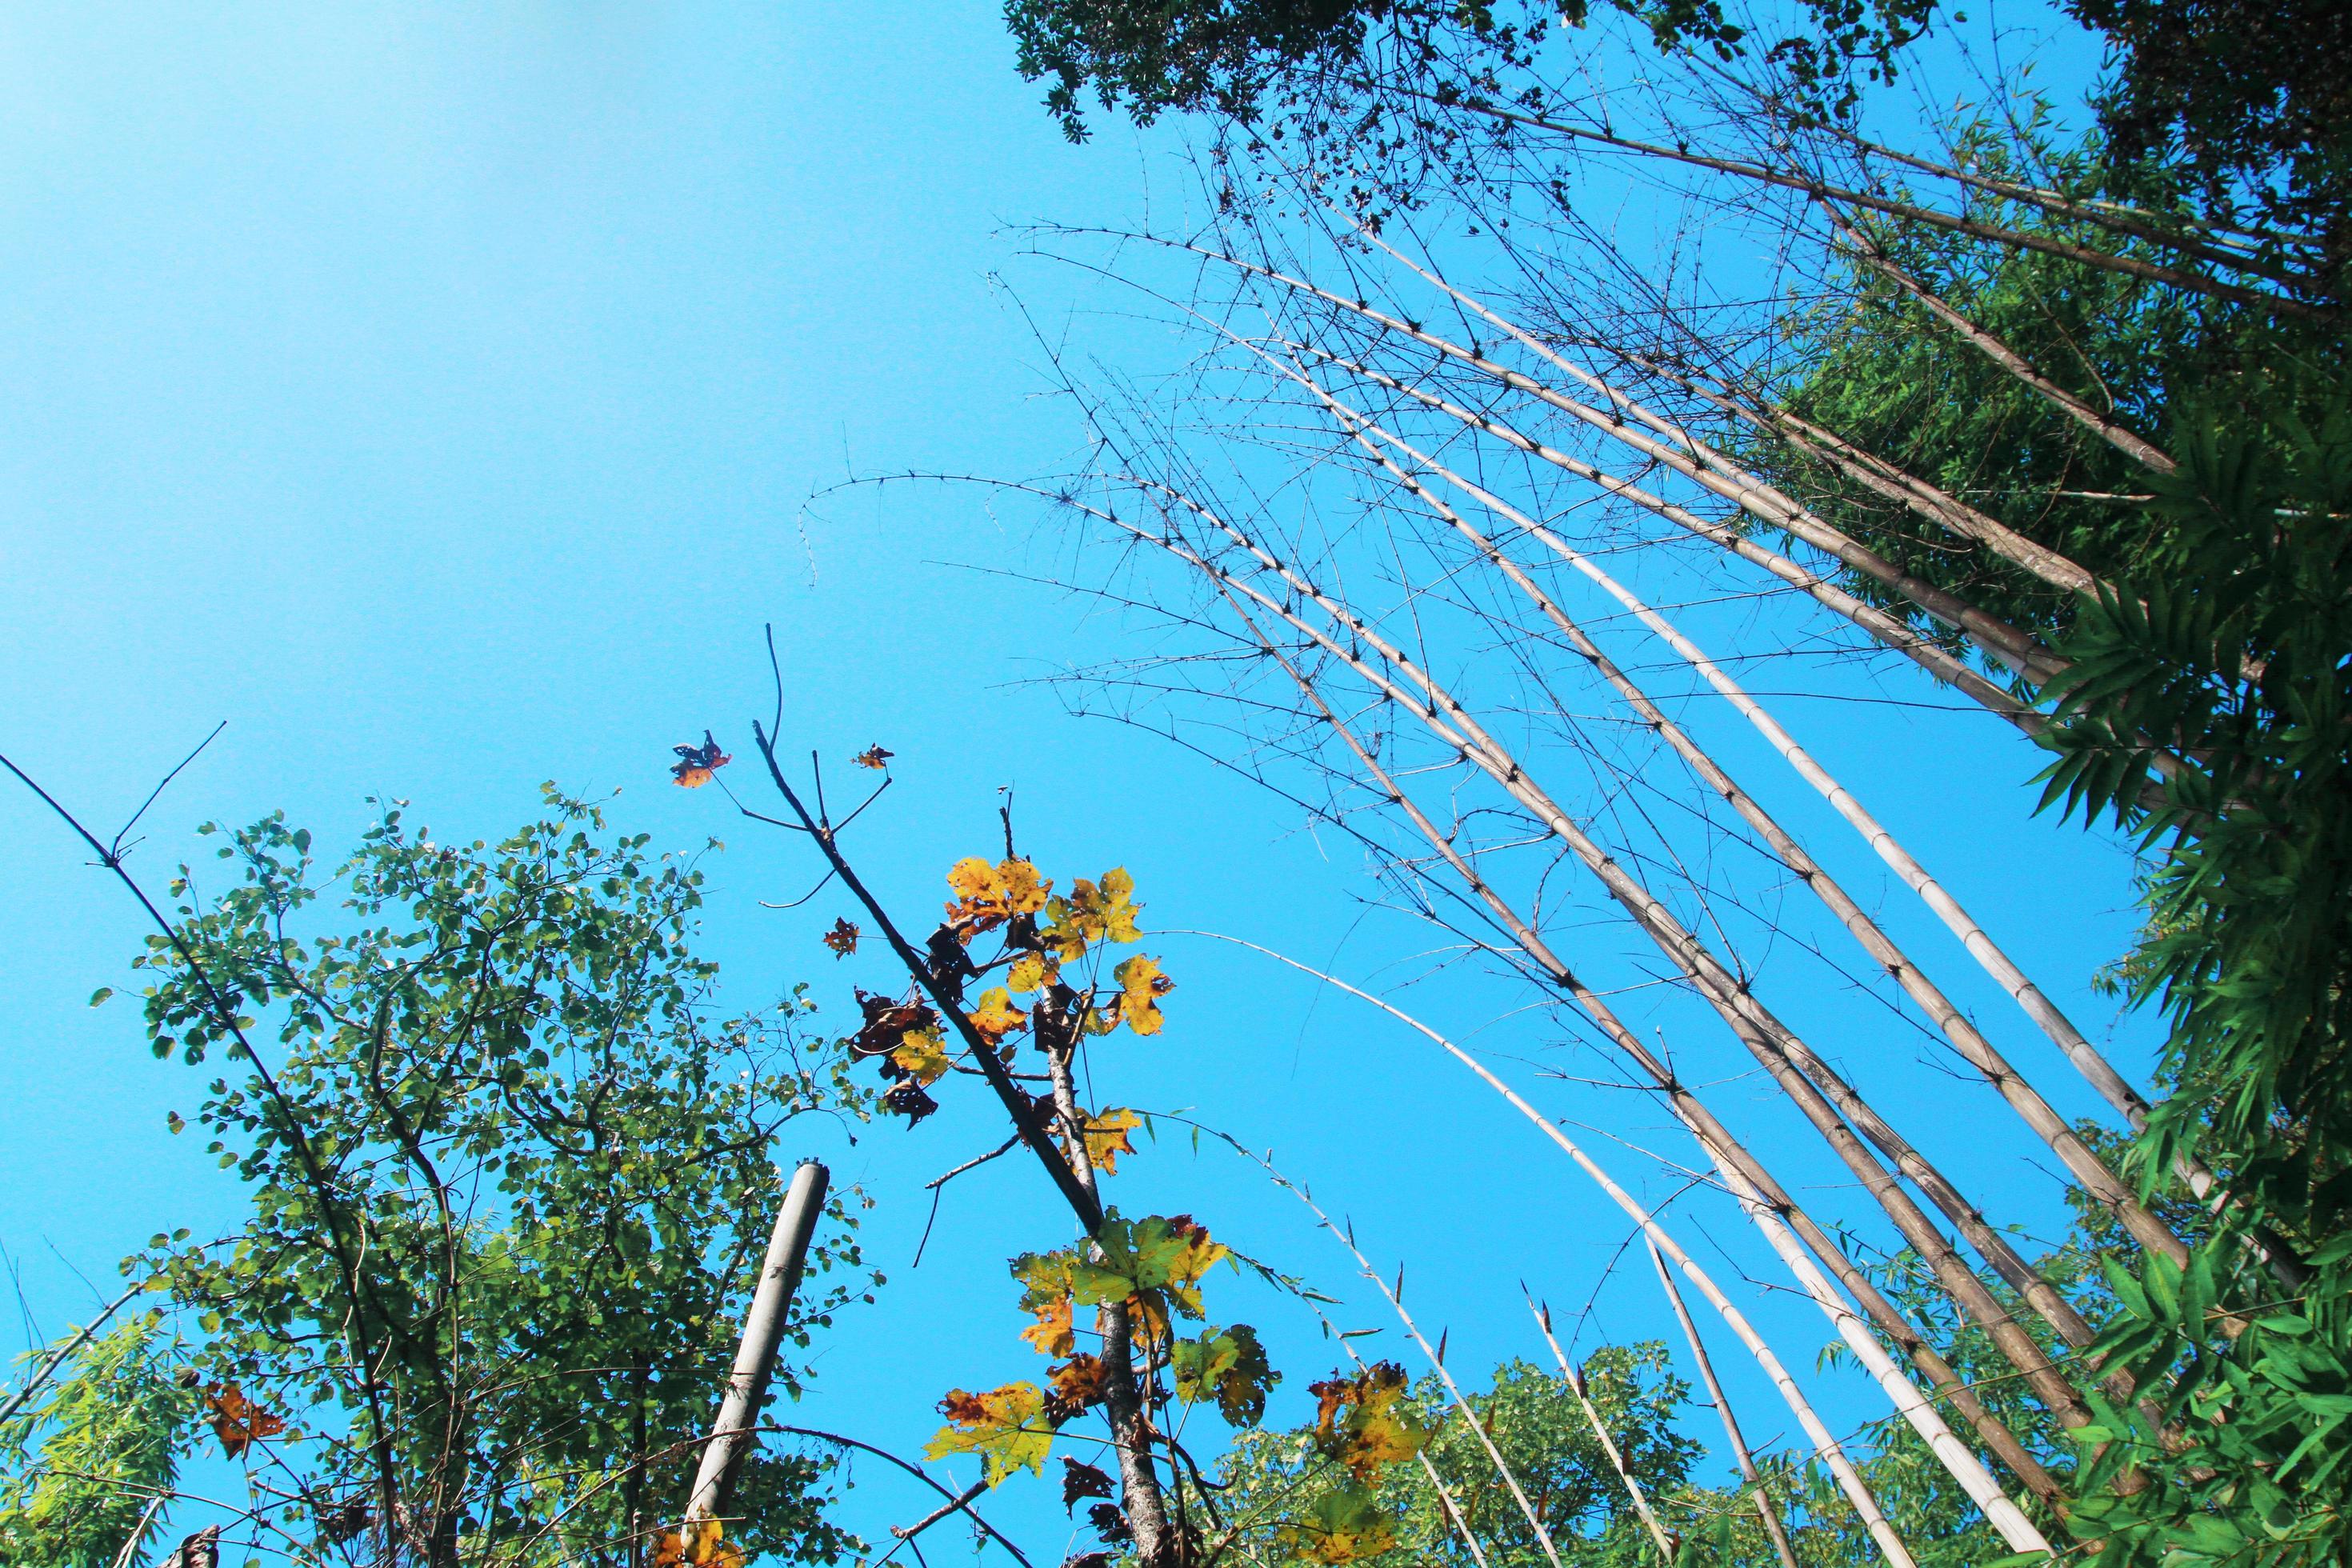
[206,1383,286,1458]
[853,990,938,1060]
[852,744,894,770]
[822,918,859,958]
[1061,1458,1114,1512]
[1044,1353,1112,1421]
[670,731,731,789]
[882,1080,939,1126]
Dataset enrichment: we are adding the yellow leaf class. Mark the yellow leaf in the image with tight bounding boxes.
[1042,866,1144,961]
[925,1382,1055,1484]
[966,987,1029,1042]
[1078,1107,1143,1175]
[946,856,1053,937]
[1006,953,1056,994]
[1020,1294,1074,1357]
[892,1025,951,1086]
[1310,1362,1430,1478]
[1114,954,1174,1036]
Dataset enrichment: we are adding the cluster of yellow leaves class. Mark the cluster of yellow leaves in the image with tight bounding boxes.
[653,1520,742,1568]
[946,856,1051,937]
[925,1382,1055,1485]
[1042,869,1142,962]
[1309,1362,1430,1479]
[1076,1107,1143,1174]
[206,1383,286,1458]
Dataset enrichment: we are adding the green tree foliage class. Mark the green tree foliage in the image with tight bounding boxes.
[110,791,873,1568]
[0,1313,194,1568]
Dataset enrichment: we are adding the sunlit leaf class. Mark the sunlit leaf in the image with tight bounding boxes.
[946,856,1053,938]
[852,745,894,770]
[670,731,730,789]
[1112,955,1173,1036]
[926,1382,1055,1484]
[1008,953,1058,994]
[822,918,860,958]
[1276,1482,1397,1564]
[1174,1324,1278,1427]
[1077,1107,1143,1174]
[966,987,1030,1042]
[1309,1362,1429,1478]
[891,1025,952,1086]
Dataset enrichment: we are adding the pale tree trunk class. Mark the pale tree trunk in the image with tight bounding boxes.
[1525,1297,1678,1562]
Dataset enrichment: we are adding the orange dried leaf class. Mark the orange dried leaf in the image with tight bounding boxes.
[1021,1294,1075,1358]
[822,918,859,958]
[853,744,894,770]
[206,1383,286,1458]
[670,731,730,789]
[966,987,1029,1042]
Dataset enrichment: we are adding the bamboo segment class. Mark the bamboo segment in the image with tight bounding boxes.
[1524,1296,1679,1562]
[688,1160,830,1522]
[1646,1239,1803,1568]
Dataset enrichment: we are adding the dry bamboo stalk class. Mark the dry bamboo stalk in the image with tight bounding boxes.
[1266,348,2180,1270]
[1522,1296,1678,1561]
[1254,1000,1920,1565]
[687,1160,830,1522]
[1124,526,2068,1504]
[1353,229,2113,602]
[1825,207,2178,475]
[1170,236,2070,686]
[1305,392,2189,1278]
[1646,1238,1803,1568]
[1152,484,2095,1425]
[1702,1149,2056,1555]
[1421,1451,1493,1568]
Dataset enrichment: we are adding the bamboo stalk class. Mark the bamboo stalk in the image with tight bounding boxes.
[1522,1296,1678,1562]
[1118,537,2067,1506]
[687,1159,830,1523]
[1146,483,2095,1426]
[1646,1238,1803,1568]
[1292,387,2188,1280]
[1825,206,2178,475]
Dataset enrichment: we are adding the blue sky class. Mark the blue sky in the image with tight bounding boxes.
[0,2,2150,1560]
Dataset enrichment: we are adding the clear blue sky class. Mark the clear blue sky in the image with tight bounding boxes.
[0,2,2147,1558]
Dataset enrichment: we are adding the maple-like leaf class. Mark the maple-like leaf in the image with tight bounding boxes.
[822,918,860,958]
[1309,1362,1430,1478]
[1275,1482,1397,1565]
[1021,1294,1075,1358]
[1111,955,1174,1036]
[654,1520,741,1568]
[1071,1214,1230,1319]
[1173,1324,1278,1428]
[1006,953,1058,994]
[1061,1458,1114,1511]
[946,856,1052,938]
[670,731,731,789]
[926,1382,1054,1485]
[206,1383,286,1458]
[1042,867,1145,962]
[1045,1353,1111,1420]
[1075,1107,1143,1175]
[966,987,1029,1042]
[853,744,894,770]
[891,1024,951,1087]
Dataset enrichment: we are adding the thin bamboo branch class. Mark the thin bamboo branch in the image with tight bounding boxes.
[1645,1239,1802,1568]
[1245,998,1919,1565]
[1522,1296,1677,1561]
[1824,206,2178,475]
